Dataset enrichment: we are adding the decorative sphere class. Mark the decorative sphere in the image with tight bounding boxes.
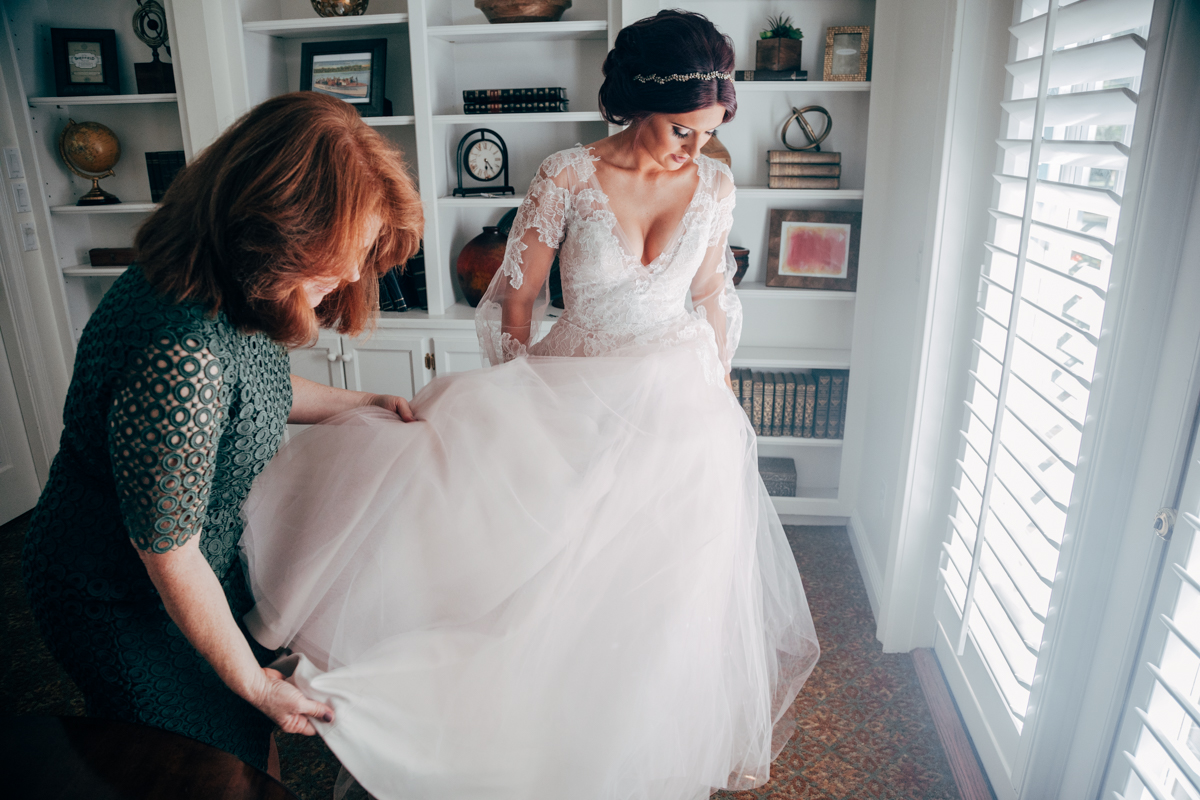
[311,0,369,16]
[60,120,120,176]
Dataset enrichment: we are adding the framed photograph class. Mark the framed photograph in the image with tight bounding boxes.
[765,209,861,291]
[50,29,121,97]
[300,39,387,117]
[823,26,871,82]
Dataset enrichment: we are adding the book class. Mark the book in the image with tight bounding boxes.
[840,372,849,438]
[758,456,797,497]
[768,176,840,189]
[751,371,765,435]
[828,371,846,439]
[378,269,408,312]
[767,150,842,164]
[463,87,567,102]
[803,373,817,437]
[734,69,808,82]
[144,150,186,203]
[730,369,741,402]
[762,373,776,436]
[768,163,841,177]
[783,373,797,437]
[464,100,569,114]
[740,368,754,422]
[771,373,785,436]
[396,247,427,310]
[812,370,832,438]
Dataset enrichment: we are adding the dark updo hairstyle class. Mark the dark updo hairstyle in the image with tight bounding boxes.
[599,9,737,127]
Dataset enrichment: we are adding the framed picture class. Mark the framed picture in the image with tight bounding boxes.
[765,209,861,291]
[50,29,120,97]
[300,39,387,117]
[823,26,871,82]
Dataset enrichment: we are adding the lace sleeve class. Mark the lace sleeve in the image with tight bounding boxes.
[690,170,742,375]
[108,332,227,553]
[476,155,573,365]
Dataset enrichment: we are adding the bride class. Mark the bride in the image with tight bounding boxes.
[241,10,819,800]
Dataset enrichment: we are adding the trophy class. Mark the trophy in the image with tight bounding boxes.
[59,119,122,205]
[132,0,175,94]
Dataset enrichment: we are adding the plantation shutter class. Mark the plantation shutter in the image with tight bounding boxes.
[937,0,1154,758]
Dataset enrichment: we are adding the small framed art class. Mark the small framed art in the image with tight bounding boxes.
[765,209,861,291]
[300,39,387,117]
[51,29,121,97]
[823,26,870,82]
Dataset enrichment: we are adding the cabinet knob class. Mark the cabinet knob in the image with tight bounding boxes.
[340,352,354,363]
[326,351,339,362]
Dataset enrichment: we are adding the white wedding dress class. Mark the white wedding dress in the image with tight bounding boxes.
[240,146,820,800]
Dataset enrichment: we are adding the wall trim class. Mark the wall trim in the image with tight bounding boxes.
[847,511,883,621]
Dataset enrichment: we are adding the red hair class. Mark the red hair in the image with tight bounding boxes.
[135,91,423,346]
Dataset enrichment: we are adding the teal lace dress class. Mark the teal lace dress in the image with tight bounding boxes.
[22,265,292,770]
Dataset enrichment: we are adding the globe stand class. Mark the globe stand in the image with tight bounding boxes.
[76,175,121,206]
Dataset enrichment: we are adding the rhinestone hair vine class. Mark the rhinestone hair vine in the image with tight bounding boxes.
[633,72,734,84]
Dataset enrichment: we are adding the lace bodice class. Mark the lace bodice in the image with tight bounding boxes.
[475,146,741,382]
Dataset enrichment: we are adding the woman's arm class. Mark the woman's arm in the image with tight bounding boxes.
[288,375,415,424]
[498,246,557,351]
[137,540,334,734]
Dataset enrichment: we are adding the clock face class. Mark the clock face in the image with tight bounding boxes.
[466,140,503,181]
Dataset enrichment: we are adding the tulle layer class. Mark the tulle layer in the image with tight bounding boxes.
[241,344,818,800]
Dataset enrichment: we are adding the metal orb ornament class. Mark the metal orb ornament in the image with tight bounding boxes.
[133,0,175,93]
[781,105,832,152]
[59,119,122,205]
[311,0,369,16]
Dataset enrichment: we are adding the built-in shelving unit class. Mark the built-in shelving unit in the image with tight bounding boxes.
[28,93,179,107]
[50,203,158,215]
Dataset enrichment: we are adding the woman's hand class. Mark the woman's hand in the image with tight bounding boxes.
[364,393,415,422]
[251,667,335,735]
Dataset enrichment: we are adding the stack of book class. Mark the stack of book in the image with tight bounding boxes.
[731,369,850,439]
[378,247,427,312]
[767,150,841,190]
[463,88,568,115]
[145,150,187,202]
[734,69,808,82]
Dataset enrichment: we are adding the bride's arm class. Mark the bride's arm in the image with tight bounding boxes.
[690,171,741,383]
[498,243,557,352]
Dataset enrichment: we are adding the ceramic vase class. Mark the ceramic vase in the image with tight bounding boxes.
[457,226,508,307]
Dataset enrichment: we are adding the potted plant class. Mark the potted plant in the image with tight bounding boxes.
[756,14,803,72]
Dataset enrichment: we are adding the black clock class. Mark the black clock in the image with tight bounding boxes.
[453,128,515,197]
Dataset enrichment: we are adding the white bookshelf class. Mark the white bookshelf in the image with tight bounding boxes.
[50,203,159,215]
[27,93,179,107]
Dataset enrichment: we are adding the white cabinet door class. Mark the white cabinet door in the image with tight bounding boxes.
[343,331,432,400]
[288,331,345,389]
[432,335,486,376]
[0,324,40,524]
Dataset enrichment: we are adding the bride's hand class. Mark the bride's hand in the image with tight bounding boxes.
[366,393,416,422]
[251,667,335,736]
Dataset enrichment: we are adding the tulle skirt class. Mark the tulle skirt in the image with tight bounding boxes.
[241,343,819,800]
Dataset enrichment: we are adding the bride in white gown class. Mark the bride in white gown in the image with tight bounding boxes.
[240,11,819,799]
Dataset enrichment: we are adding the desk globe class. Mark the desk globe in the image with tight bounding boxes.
[58,119,122,205]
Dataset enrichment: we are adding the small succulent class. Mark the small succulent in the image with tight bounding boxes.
[760,14,803,40]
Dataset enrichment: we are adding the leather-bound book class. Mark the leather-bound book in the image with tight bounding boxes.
[740,368,754,421]
[751,371,765,435]
[829,371,846,439]
[812,370,832,438]
[802,373,816,437]
[731,369,741,402]
[763,373,776,436]
[771,373,785,436]
[839,371,850,438]
[783,372,797,436]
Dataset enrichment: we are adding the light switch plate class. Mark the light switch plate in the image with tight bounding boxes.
[12,181,31,213]
[20,221,38,251]
[4,147,24,179]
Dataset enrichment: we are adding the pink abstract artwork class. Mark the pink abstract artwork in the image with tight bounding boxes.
[780,221,851,277]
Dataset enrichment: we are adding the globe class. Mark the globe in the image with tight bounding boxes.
[58,119,121,205]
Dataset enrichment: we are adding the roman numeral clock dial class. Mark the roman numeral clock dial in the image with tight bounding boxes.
[453,128,515,198]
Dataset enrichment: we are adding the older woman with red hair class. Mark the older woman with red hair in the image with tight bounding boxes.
[21,91,423,775]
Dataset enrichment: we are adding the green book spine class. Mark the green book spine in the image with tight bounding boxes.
[813,370,832,438]
[771,373,785,436]
[839,371,850,438]
[783,373,797,436]
[739,369,753,421]
[829,371,846,439]
[751,371,765,434]
[802,374,816,437]
[731,369,741,401]
[763,373,776,436]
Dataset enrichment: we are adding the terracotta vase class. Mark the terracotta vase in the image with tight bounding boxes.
[700,133,731,169]
[475,0,571,23]
[729,246,750,286]
[756,38,803,72]
[457,226,508,307]
[311,0,368,17]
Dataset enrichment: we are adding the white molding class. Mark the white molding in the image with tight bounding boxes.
[847,511,884,621]
[243,14,409,38]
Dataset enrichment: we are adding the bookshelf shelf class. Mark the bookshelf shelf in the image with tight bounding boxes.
[63,266,127,277]
[364,116,416,127]
[438,194,525,208]
[735,283,856,301]
[433,111,605,124]
[50,203,158,215]
[426,20,607,43]
[242,14,408,37]
[736,188,865,200]
[28,93,178,107]
[733,346,852,370]
[758,435,844,447]
[770,492,841,516]
[733,81,871,93]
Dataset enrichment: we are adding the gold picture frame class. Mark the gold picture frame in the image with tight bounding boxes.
[823,26,870,82]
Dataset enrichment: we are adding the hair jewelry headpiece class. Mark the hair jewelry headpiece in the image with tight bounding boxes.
[633,71,733,84]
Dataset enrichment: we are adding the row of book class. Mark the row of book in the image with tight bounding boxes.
[734,69,808,81]
[462,87,569,114]
[767,149,841,190]
[464,100,569,114]
[731,369,850,439]
[378,249,427,312]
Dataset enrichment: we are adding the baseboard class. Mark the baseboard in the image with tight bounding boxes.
[913,647,997,800]
[777,514,850,527]
[846,510,883,621]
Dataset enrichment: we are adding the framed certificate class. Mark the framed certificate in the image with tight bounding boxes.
[51,29,121,97]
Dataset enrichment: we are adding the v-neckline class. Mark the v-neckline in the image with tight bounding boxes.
[580,145,705,269]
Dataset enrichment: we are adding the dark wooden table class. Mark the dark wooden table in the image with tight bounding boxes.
[1,716,298,799]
